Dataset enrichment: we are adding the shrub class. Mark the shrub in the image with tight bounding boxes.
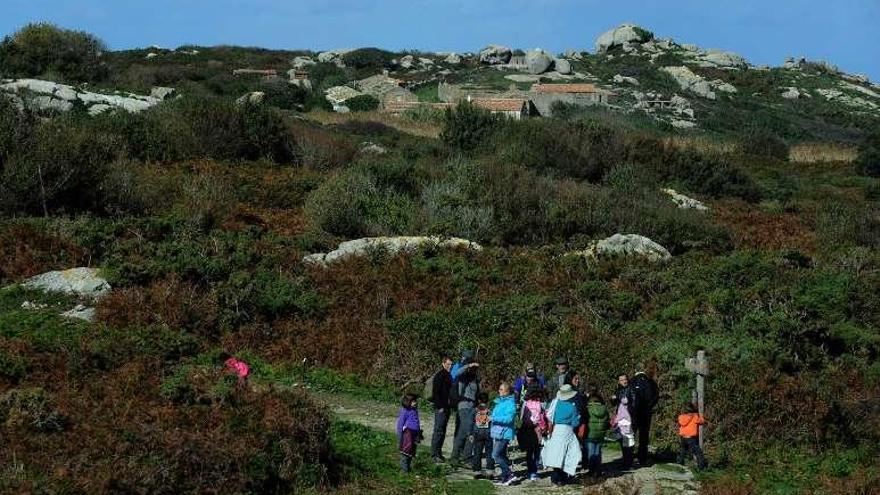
[0,97,35,166]
[739,127,790,161]
[440,102,501,153]
[0,23,108,82]
[0,387,66,432]
[345,94,380,112]
[291,120,357,170]
[341,48,395,71]
[854,130,880,177]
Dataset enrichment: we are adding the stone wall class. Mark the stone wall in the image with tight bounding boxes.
[530,92,608,116]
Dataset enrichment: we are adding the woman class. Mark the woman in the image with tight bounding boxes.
[541,384,582,486]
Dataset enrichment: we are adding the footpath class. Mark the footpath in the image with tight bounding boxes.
[318,392,700,495]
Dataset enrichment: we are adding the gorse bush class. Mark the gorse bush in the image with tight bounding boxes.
[345,94,380,112]
[739,127,790,161]
[0,23,108,82]
[440,102,501,153]
[855,130,880,177]
[341,47,395,71]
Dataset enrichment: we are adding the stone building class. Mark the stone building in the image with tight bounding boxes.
[529,83,616,116]
[469,98,530,120]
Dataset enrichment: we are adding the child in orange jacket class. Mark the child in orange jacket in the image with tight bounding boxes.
[676,403,707,470]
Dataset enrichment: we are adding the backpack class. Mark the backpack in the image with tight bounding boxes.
[475,407,491,429]
[423,372,437,403]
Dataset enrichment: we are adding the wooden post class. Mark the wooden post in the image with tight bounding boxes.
[684,350,709,449]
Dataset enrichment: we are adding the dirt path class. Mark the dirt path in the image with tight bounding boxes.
[317,392,701,494]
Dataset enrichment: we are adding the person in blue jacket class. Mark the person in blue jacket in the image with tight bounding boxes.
[490,382,518,487]
[542,384,583,486]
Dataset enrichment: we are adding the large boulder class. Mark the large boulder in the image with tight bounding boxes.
[554,58,572,75]
[479,44,512,65]
[525,49,554,74]
[1,78,163,114]
[661,188,708,211]
[292,56,316,69]
[595,24,653,53]
[22,267,111,299]
[701,49,747,68]
[567,234,671,262]
[444,52,462,65]
[303,236,482,265]
[236,91,265,105]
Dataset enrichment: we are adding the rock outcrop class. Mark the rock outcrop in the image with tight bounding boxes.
[554,58,572,75]
[303,236,482,265]
[236,91,265,105]
[567,234,671,262]
[661,66,737,100]
[595,24,653,53]
[22,267,111,299]
[525,48,554,75]
[479,44,512,65]
[0,79,165,115]
[443,53,462,65]
[291,56,316,69]
[613,74,640,86]
[662,189,708,211]
[698,49,747,68]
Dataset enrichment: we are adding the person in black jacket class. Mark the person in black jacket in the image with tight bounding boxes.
[630,365,659,466]
[430,356,454,463]
[612,373,637,469]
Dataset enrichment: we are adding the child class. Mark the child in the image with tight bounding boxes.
[585,386,610,479]
[676,403,707,470]
[517,387,548,481]
[397,394,423,473]
[610,393,636,469]
[490,382,518,486]
[220,352,250,386]
[471,392,495,477]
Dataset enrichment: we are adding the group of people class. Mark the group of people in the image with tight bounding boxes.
[396,351,707,486]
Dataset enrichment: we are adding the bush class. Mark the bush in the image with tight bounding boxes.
[0,387,66,432]
[0,97,35,166]
[341,48,395,71]
[440,102,501,154]
[344,94,380,112]
[0,23,108,82]
[855,130,880,177]
[739,127,790,161]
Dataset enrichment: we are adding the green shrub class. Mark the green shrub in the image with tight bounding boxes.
[341,48,395,71]
[0,23,108,82]
[855,130,880,177]
[739,127,790,161]
[440,102,501,154]
[0,97,35,166]
[345,94,380,112]
[0,387,66,432]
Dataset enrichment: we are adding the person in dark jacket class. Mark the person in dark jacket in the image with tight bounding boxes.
[630,365,659,465]
[612,373,637,468]
[431,356,454,463]
[570,373,590,469]
[513,364,546,405]
[546,356,574,400]
[450,357,480,467]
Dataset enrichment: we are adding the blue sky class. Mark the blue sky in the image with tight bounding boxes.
[3,0,878,81]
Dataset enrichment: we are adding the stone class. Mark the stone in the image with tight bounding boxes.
[360,141,387,155]
[478,44,512,65]
[670,119,697,129]
[61,304,96,322]
[0,78,163,115]
[150,86,175,100]
[662,188,708,210]
[317,51,337,63]
[399,54,415,69]
[444,52,462,64]
[145,52,158,59]
[418,57,434,66]
[87,104,112,116]
[22,267,111,299]
[701,49,747,68]
[324,85,363,105]
[21,301,48,310]
[303,236,482,265]
[554,58,572,75]
[781,87,801,100]
[613,74,640,85]
[564,48,583,60]
[595,23,653,53]
[525,49,554,75]
[235,91,265,105]
[292,56,316,69]
[661,66,736,99]
[567,234,671,262]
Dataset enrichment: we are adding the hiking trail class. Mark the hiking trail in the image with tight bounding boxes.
[317,392,700,495]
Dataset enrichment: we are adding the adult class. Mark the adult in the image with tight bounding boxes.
[570,373,590,468]
[450,350,479,445]
[613,373,637,469]
[513,364,546,404]
[546,356,575,400]
[542,384,582,486]
[631,364,659,466]
[430,356,454,463]
[449,353,481,467]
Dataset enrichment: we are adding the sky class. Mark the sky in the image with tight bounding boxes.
[2,0,878,81]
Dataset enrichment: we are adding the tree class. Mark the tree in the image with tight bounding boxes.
[0,23,108,82]
[440,102,500,153]
[855,131,880,177]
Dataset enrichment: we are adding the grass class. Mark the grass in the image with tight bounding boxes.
[414,84,441,103]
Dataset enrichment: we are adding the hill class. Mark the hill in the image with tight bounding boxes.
[1,22,879,494]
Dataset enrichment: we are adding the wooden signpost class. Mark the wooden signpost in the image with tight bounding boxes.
[684,349,709,448]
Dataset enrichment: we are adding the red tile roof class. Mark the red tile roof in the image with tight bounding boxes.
[531,83,599,94]
[471,98,526,112]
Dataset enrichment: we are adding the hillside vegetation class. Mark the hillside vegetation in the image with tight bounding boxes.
[1,23,879,494]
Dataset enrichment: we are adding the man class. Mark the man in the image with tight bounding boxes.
[430,356,454,463]
[546,356,574,400]
[630,365,659,466]
[513,364,546,405]
[613,373,637,469]
[449,353,480,467]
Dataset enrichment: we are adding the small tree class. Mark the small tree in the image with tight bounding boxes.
[440,102,500,154]
[739,127,790,161]
[345,95,379,112]
[0,23,108,82]
[855,131,880,177]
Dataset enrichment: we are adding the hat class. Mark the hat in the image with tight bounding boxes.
[526,368,537,379]
[461,349,476,361]
[554,356,569,366]
[557,384,577,401]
